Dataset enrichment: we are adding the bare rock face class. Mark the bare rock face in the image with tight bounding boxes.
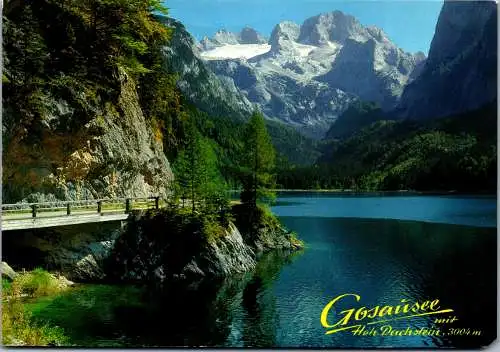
[212,29,240,45]
[298,11,368,46]
[2,68,173,203]
[269,21,301,53]
[427,0,495,66]
[317,36,423,109]
[183,223,256,278]
[199,27,267,50]
[2,222,123,281]
[397,0,497,119]
[198,11,424,138]
[240,26,267,44]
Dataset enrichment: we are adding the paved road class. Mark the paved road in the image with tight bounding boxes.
[2,208,127,220]
[2,210,129,231]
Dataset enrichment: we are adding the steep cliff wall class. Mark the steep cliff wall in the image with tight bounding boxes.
[3,69,173,203]
[397,0,497,119]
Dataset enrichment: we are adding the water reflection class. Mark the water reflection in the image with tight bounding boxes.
[272,217,496,348]
[28,210,496,348]
[29,250,302,348]
[271,194,497,227]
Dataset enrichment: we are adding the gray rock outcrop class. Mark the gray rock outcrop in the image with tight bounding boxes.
[1,261,18,280]
[106,212,258,283]
[2,68,173,203]
[240,26,268,44]
[396,0,497,119]
[160,18,255,121]
[106,206,303,284]
[2,222,123,281]
[198,27,267,51]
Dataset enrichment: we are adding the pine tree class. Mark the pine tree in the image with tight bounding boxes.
[239,111,276,208]
[174,123,226,214]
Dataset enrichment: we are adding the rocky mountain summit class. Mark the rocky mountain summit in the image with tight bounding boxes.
[198,27,267,51]
[199,11,425,138]
[397,0,497,119]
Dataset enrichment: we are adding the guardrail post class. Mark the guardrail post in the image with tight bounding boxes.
[97,201,102,214]
[67,203,71,215]
[155,196,159,210]
[125,198,131,214]
[31,205,37,218]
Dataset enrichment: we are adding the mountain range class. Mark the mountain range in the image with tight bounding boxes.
[197,11,426,138]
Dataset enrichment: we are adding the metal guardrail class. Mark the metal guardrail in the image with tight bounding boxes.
[1,196,162,220]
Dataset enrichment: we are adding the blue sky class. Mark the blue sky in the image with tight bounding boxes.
[164,0,444,54]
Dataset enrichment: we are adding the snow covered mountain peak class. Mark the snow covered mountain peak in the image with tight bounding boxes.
[200,44,271,60]
[197,11,426,138]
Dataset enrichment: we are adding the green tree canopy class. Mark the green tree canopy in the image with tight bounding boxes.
[174,122,227,214]
[239,111,276,207]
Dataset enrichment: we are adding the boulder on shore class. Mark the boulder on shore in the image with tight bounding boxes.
[1,261,17,280]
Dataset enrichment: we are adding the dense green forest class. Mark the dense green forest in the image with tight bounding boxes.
[277,102,497,192]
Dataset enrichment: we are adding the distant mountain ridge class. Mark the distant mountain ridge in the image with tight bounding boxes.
[198,11,426,138]
[198,27,268,51]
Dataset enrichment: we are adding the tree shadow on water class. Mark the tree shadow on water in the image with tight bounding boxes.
[26,249,302,347]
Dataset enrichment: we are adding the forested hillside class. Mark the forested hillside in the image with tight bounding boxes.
[278,102,497,192]
[323,101,388,140]
[3,0,496,200]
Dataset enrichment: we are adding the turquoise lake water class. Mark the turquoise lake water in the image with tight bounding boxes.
[29,193,497,348]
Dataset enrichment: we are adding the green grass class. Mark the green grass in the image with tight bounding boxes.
[24,285,145,347]
[2,269,71,346]
[2,278,12,294]
[10,268,63,298]
[2,298,70,346]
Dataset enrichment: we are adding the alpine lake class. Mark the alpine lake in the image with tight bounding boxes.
[24,192,497,348]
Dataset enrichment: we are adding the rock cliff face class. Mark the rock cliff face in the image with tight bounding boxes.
[109,218,257,282]
[198,27,267,51]
[3,69,173,203]
[106,208,302,283]
[2,222,123,281]
[396,0,497,119]
[199,11,425,138]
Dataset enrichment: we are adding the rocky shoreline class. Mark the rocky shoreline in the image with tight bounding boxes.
[2,207,303,284]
